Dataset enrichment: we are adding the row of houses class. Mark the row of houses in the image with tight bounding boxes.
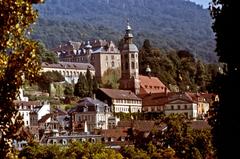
[15,92,213,147]
[16,87,217,135]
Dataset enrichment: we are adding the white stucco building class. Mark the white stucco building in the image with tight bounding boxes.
[16,101,50,127]
[164,93,198,119]
[69,97,114,133]
[41,62,95,84]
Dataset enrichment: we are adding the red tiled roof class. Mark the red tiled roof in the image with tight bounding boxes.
[187,92,217,103]
[200,93,218,103]
[101,128,128,138]
[139,75,170,95]
[133,120,155,132]
[117,120,155,132]
[99,88,141,100]
[140,93,169,107]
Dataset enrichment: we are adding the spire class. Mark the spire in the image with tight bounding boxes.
[126,19,132,31]
[124,19,133,44]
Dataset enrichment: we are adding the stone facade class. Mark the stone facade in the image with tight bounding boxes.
[54,40,120,81]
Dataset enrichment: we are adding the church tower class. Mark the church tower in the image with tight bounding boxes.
[119,22,140,94]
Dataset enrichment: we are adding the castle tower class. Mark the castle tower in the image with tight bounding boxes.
[119,22,140,94]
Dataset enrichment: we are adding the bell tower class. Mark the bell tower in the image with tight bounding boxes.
[119,21,140,94]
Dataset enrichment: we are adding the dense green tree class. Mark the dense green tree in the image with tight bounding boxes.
[86,68,93,97]
[92,75,99,94]
[101,68,121,89]
[19,141,123,159]
[74,69,99,98]
[64,84,74,96]
[126,114,215,159]
[139,39,155,76]
[37,71,65,92]
[0,0,44,157]
[120,146,150,159]
[195,60,206,90]
[74,72,88,98]
[36,41,58,64]
[208,0,239,158]
[139,39,216,92]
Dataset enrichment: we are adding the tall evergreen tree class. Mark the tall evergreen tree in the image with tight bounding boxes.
[74,72,88,98]
[86,68,93,97]
[92,76,99,95]
[139,39,153,75]
[208,0,239,158]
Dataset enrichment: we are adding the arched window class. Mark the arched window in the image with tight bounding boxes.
[131,62,135,69]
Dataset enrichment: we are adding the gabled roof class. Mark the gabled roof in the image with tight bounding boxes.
[140,92,169,107]
[98,88,142,100]
[167,92,196,104]
[167,98,195,104]
[140,92,197,107]
[139,75,170,95]
[38,113,52,123]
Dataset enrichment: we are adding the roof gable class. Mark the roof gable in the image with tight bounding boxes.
[167,99,194,104]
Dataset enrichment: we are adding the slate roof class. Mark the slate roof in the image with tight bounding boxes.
[98,88,142,100]
[68,97,108,114]
[122,43,139,52]
[42,62,95,70]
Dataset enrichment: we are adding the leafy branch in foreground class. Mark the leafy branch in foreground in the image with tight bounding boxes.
[0,0,44,158]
